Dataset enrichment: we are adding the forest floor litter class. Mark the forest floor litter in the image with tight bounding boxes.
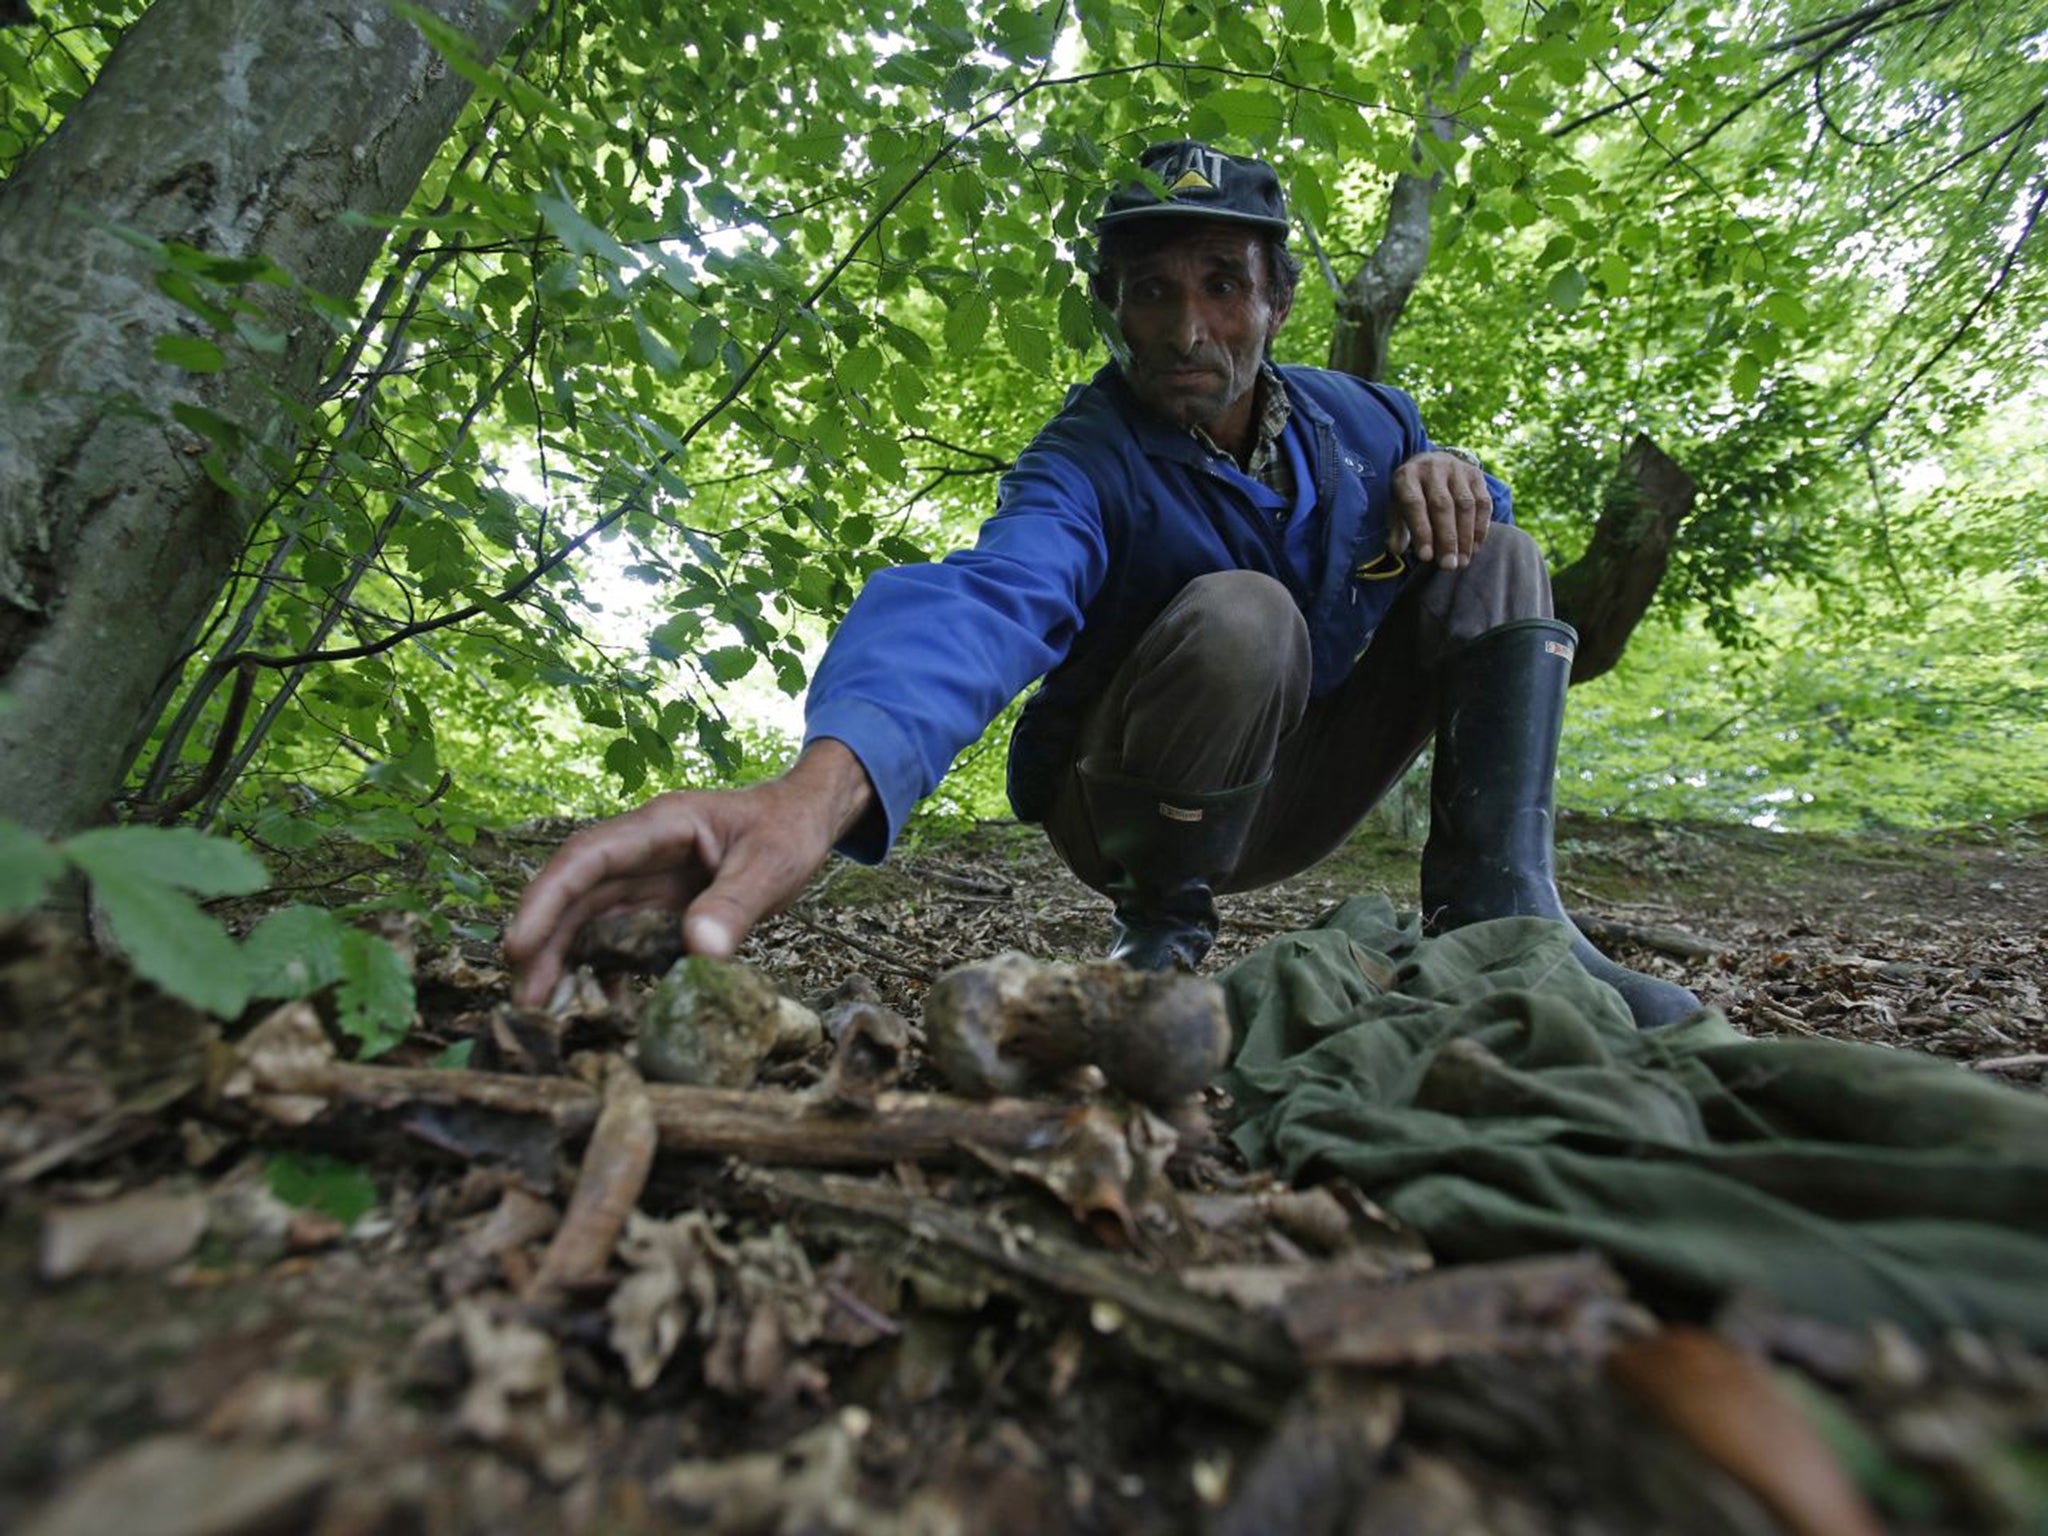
[2,810,2044,1534]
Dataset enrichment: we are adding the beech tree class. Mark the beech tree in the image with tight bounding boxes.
[0,0,537,835]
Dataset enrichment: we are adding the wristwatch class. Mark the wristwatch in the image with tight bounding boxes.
[1435,445,1484,471]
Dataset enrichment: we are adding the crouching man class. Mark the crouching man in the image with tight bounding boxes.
[507,140,1698,1030]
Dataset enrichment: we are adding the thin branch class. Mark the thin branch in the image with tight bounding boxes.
[1551,79,1664,138]
[900,431,1013,469]
[1857,442,1918,610]
[1763,0,1950,57]
[1851,175,2048,447]
[1872,101,2046,220]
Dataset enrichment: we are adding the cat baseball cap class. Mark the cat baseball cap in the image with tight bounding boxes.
[1096,141,1290,238]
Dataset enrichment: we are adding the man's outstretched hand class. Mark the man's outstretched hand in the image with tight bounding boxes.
[1389,450,1492,571]
[503,740,875,1007]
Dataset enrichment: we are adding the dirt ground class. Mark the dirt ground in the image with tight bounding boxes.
[2,810,2044,1535]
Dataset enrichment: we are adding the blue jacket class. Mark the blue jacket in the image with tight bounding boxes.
[803,363,1512,862]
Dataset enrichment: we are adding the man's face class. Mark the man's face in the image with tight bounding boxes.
[1109,224,1290,443]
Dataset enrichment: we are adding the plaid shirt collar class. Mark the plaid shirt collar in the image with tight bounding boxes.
[1192,365,1293,493]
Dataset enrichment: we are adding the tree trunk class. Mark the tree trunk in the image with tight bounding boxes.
[1549,434,1697,684]
[0,0,537,837]
[1328,170,1443,384]
[1326,56,1466,385]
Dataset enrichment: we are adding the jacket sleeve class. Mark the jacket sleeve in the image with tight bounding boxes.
[1375,382,1514,525]
[802,447,1109,863]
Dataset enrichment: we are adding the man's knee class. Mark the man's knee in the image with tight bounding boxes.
[1436,523,1553,642]
[1146,570,1310,693]
[1477,523,1549,584]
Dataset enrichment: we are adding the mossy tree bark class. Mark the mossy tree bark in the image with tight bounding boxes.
[0,0,536,836]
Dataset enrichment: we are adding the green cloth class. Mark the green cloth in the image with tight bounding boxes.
[1219,896,2048,1343]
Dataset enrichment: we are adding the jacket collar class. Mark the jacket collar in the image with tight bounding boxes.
[1090,361,1333,468]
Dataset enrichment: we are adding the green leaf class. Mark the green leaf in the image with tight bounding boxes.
[233,317,289,354]
[878,319,934,366]
[170,402,245,455]
[1003,314,1053,374]
[632,313,680,374]
[1596,251,1634,295]
[945,169,987,223]
[1762,291,1808,328]
[686,313,723,368]
[1206,89,1287,141]
[154,334,227,372]
[838,345,885,392]
[0,820,66,913]
[64,826,268,898]
[78,862,250,1017]
[534,187,636,266]
[890,366,929,420]
[1732,351,1764,399]
[336,928,414,1058]
[1058,284,1096,351]
[703,644,758,683]
[1543,266,1588,310]
[266,1151,378,1227]
[604,736,648,794]
[242,904,349,1000]
[647,611,702,661]
[942,289,992,356]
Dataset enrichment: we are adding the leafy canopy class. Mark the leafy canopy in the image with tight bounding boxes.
[0,0,2039,838]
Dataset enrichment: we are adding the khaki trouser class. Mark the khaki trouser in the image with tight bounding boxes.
[1042,523,1554,894]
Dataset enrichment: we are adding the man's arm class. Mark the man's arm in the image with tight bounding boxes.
[503,739,874,1006]
[507,436,1109,999]
[797,444,1109,861]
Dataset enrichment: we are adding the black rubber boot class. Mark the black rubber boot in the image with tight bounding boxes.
[1079,761,1265,972]
[1421,618,1703,1029]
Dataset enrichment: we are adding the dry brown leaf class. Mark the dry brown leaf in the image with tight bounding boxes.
[454,1298,586,1483]
[215,1003,333,1125]
[657,1408,879,1531]
[569,909,686,977]
[702,1222,828,1402]
[199,1372,332,1439]
[1181,1248,1427,1313]
[608,1210,733,1390]
[19,1434,336,1536]
[923,951,1230,1108]
[809,999,910,1110]
[39,1187,208,1279]
[1607,1328,1884,1536]
[469,1185,561,1259]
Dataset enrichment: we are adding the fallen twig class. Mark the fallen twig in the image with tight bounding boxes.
[1574,914,1726,961]
[1287,1252,1635,1367]
[220,1006,1074,1167]
[783,913,935,983]
[4,1073,202,1186]
[739,1164,1302,1414]
[526,1058,657,1297]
